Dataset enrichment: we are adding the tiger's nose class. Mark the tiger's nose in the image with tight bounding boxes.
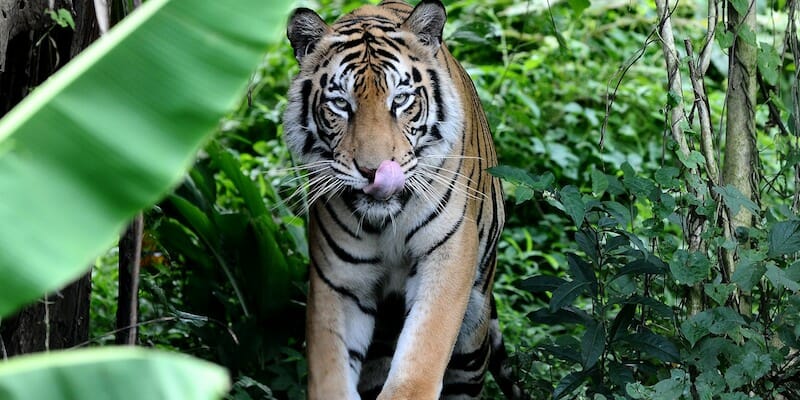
[355,162,377,182]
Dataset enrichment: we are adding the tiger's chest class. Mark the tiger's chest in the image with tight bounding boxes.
[311,192,459,298]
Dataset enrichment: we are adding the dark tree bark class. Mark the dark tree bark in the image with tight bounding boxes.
[115,214,143,345]
[0,274,92,356]
[0,0,98,358]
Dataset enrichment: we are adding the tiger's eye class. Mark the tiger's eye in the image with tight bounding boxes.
[331,98,349,109]
[392,93,410,106]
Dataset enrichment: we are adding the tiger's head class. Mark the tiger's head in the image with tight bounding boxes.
[283,0,463,223]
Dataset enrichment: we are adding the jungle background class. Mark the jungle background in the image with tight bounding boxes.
[2,0,800,399]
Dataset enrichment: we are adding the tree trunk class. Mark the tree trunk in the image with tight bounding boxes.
[724,0,756,227]
[723,0,757,313]
[0,0,98,358]
[115,214,143,345]
[0,275,92,357]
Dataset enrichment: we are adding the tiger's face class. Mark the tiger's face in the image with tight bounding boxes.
[284,4,463,223]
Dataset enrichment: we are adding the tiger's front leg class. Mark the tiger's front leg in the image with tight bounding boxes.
[377,223,479,400]
[306,211,378,400]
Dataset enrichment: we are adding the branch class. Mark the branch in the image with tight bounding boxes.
[655,0,692,160]
[685,39,720,185]
[698,0,719,75]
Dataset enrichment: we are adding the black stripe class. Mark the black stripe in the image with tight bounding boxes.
[359,387,381,400]
[374,47,399,63]
[441,381,484,397]
[405,182,454,244]
[341,50,363,65]
[424,202,466,257]
[348,348,365,362]
[412,67,421,83]
[302,129,315,154]
[427,69,445,121]
[324,201,361,239]
[480,185,501,292]
[315,211,380,265]
[300,79,312,127]
[429,124,443,141]
[364,339,396,360]
[448,336,490,372]
[310,259,377,315]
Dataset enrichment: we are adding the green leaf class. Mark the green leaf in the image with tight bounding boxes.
[677,150,706,169]
[765,262,800,292]
[519,275,567,293]
[622,331,680,363]
[575,228,600,266]
[619,295,672,318]
[0,348,229,400]
[47,8,76,29]
[623,175,658,200]
[742,352,773,380]
[713,184,759,216]
[669,250,710,286]
[703,283,735,305]
[567,0,591,16]
[651,369,691,399]
[667,90,682,108]
[559,185,585,227]
[717,30,734,49]
[550,280,589,312]
[566,253,596,292]
[540,344,582,364]
[696,371,725,400]
[608,303,635,341]
[768,220,800,258]
[486,165,533,185]
[612,258,668,281]
[57,9,76,29]
[487,165,552,190]
[529,307,590,326]
[681,310,712,347]
[709,306,746,335]
[758,43,782,86]
[655,166,680,188]
[514,185,534,204]
[724,364,748,391]
[731,251,766,292]
[581,320,606,370]
[0,0,292,317]
[603,202,632,229]
[590,169,608,195]
[207,141,269,219]
[738,25,757,46]
[730,0,749,14]
[553,370,590,400]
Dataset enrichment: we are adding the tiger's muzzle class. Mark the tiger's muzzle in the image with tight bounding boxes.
[362,160,405,200]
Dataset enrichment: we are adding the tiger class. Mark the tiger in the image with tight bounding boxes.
[283,1,526,399]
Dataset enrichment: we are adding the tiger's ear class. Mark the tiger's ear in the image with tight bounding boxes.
[287,8,330,62]
[401,0,447,52]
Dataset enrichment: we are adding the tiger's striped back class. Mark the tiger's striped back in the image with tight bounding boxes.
[284,1,523,398]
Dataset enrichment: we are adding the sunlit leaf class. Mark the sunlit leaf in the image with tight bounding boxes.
[0,348,229,400]
[0,0,292,317]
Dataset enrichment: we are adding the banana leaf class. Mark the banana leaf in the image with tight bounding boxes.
[0,348,228,400]
[0,0,293,316]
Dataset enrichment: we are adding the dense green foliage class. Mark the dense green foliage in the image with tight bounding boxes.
[84,0,800,399]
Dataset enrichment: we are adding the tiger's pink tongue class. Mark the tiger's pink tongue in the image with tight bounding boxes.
[363,160,405,200]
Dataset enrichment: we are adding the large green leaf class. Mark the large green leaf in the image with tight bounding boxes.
[0,348,228,400]
[580,320,605,370]
[0,0,292,316]
[768,220,800,258]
